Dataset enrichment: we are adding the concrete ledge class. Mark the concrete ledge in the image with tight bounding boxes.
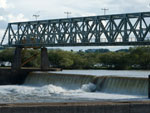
[0,101,150,113]
[0,68,62,85]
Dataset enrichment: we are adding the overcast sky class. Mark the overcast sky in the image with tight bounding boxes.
[0,0,149,50]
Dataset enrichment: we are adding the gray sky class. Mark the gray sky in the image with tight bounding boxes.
[0,0,149,51]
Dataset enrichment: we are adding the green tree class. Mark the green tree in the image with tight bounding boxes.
[0,48,14,62]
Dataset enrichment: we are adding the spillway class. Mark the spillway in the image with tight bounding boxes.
[24,72,148,96]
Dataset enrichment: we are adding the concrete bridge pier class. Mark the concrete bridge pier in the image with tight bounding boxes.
[41,47,50,70]
[12,47,22,70]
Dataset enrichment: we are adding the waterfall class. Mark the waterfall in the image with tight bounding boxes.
[24,72,148,96]
[24,72,95,89]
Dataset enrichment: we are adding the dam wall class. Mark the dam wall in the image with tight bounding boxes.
[0,69,29,85]
[0,68,61,85]
[25,72,148,96]
[0,70,149,96]
[0,102,150,113]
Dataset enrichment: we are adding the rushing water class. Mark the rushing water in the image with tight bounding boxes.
[0,70,150,103]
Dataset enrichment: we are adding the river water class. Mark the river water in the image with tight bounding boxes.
[52,69,150,78]
[0,70,150,103]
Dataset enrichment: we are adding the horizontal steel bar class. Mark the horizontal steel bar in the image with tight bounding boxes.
[9,41,150,47]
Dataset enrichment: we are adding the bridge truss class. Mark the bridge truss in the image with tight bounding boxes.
[1,12,150,47]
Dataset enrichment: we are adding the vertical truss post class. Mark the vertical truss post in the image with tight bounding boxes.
[17,24,20,44]
[8,24,11,46]
[109,16,113,42]
[69,19,73,43]
[139,14,142,41]
[95,17,99,43]
[124,15,128,42]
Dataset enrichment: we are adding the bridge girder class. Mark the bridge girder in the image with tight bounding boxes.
[1,12,150,47]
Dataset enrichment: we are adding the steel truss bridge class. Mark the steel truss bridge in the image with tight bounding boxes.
[1,12,150,47]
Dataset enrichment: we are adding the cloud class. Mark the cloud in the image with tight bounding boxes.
[0,16,5,21]
[0,0,14,9]
[4,0,149,21]
[0,20,7,29]
[7,13,29,22]
[0,0,7,9]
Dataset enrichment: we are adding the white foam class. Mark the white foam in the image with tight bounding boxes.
[0,83,147,103]
[81,83,96,92]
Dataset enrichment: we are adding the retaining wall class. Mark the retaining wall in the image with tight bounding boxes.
[0,102,150,113]
[0,68,61,85]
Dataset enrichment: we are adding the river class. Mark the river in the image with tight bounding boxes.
[51,69,150,77]
[0,70,149,103]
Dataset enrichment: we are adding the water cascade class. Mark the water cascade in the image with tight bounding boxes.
[24,72,148,96]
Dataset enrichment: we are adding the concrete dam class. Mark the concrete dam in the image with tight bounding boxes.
[25,72,148,96]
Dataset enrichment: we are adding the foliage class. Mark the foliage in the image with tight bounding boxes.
[0,46,150,70]
[21,49,40,67]
[0,48,14,62]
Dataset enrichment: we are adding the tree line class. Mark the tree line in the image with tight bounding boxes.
[0,46,150,70]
